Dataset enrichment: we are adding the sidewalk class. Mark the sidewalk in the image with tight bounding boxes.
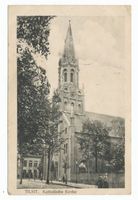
[51,180,97,188]
[17,179,97,189]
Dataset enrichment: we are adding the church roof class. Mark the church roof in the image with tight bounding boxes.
[85,111,125,138]
[68,111,125,138]
[85,111,123,124]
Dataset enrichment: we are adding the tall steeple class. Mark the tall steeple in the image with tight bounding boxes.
[63,21,76,61]
[58,21,79,89]
[58,21,84,115]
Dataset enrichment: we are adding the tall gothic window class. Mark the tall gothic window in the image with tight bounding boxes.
[64,101,67,110]
[78,103,81,112]
[71,102,74,115]
[63,69,67,82]
[65,143,68,154]
[70,69,74,82]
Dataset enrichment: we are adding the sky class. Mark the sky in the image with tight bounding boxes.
[35,16,126,118]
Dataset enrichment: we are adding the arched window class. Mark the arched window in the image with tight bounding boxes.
[64,101,67,110]
[64,87,68,91]
[78,103,81,112]
[65,128,67,134]
[64,73,67,82]
[71,102,74,108]
[70,69,74,82]
[71,102,74,114]
[71,73,73,82]
[63,69,67,82]
[79,161,87,173]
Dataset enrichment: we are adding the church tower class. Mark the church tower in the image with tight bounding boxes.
[58,21,84,115]
[57,21,85,182]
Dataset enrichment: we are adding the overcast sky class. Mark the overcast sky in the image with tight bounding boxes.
[35,16,125,118]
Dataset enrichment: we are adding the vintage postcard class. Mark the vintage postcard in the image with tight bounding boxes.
[8,5,131,195]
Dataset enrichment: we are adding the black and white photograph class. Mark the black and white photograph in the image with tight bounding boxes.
[8,5,131,195]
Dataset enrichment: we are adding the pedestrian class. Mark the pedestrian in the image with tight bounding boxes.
[96,175,104,188]
[103,175,109,188]
[40,174,43,181]
[50,172,53,183]
[62,174,65,183]
[65,173,67,184]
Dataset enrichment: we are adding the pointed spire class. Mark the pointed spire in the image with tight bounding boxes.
[63,21,76,61]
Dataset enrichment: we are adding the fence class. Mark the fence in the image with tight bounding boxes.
[71,172,124,188]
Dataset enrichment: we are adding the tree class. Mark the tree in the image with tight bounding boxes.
[17,48,50,184]
[102,118,125,173]
[77,119,109,173]
[17,16,53,184]
[33,90,65,184]
[17,16,54,57]
[111,140,125,172]
[110,118,125,138]
[109,118,125,172]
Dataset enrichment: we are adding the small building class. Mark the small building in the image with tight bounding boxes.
[17,154,41,179]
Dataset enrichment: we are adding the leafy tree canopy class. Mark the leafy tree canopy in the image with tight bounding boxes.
[17,16,54,154]
[17,47,50,154]
[17,16,54,57]
[78,119,109,160]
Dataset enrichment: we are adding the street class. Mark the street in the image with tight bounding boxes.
[17,179,73,189]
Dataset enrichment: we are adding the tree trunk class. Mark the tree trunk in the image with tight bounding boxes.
[46,148,51,184]
[20,154,23,184]
[87,159,90,183]
[95,149,98,173]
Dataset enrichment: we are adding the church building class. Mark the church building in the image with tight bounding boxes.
[56,22,124,182]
